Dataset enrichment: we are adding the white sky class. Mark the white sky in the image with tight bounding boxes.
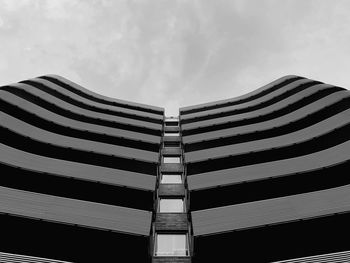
[0,0,350,116]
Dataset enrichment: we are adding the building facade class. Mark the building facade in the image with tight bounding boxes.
[0,75,349,262]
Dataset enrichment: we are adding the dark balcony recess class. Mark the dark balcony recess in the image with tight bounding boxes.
[187,122,350,175]
[190,160,350,211]
[0,163,153,210]
[39,75,163,116]
[193,212,350,262]
[0,126,157,175]
[185,94,350,152]
[0,87,161,136]
[180,76,304,115]
[0,98,159,152]
[0,214,151,262]
[182,87,343,136]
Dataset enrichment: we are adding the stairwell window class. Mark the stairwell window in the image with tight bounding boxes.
[161,174,182,184]
[163,156,181,163]
[164,132,180,137]
[159,198,185,213]
[154,234,188,257]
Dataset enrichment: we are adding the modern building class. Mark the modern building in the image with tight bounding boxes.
[0,75,349,262]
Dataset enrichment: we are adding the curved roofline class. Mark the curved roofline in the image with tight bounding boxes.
[40,74,165,114]
[179,75,304,113]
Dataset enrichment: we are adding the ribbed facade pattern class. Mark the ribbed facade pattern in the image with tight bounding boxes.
[0,75,164,262]
[0,252,72,263]
[179,75,350,262]
[274,250,350,263]
[1,74,349,262]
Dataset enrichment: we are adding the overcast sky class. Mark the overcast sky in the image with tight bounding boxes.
[1,0,350,115]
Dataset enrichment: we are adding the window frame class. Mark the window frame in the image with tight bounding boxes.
[158,198,185,213]
[163,156,181,164]
[161,173,183,184]
[164,132,180,137]
[154,233,189,257]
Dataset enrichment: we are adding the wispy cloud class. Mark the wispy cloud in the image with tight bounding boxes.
[0,0,350,115]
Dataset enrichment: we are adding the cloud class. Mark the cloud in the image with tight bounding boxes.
[0,0,350,115]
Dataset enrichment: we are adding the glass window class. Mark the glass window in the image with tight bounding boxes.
[164,132,180,137]
[161,174,182,184]
[163,157,181,163]
[159,198,184,213]
[155,234,188,256]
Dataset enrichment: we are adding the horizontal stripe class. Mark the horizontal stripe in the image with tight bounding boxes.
[0,111,159,163]
[0,161,154,210]
[180,75,302,115]
[192,184,350,236]
[41,75,164,114]
[181,78,317,124]
[0,186,152,235]
[0,143,156,190]
[182,79,321,129]
[6,83,162,131]
[0,90,161,141]
[183,86,345,143]
[273,250,350,263]
[24,78,163,123]
[186,121,350,175]
[185,107,350,162]
[0,126,157,175]
[189,160,350,210]
[188,139,350,190]
[0,252,72,263]
[192,212,350,262]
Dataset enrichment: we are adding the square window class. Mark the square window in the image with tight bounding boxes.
[161,174,182,184]
[155,234,188,257]
[164,132,180,137]
[163,157,181,163]
[159,198,184,213]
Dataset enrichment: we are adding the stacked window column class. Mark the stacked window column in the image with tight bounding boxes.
[151,117,192,262]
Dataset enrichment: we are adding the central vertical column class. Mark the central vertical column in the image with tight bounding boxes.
[151,116,192,263]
